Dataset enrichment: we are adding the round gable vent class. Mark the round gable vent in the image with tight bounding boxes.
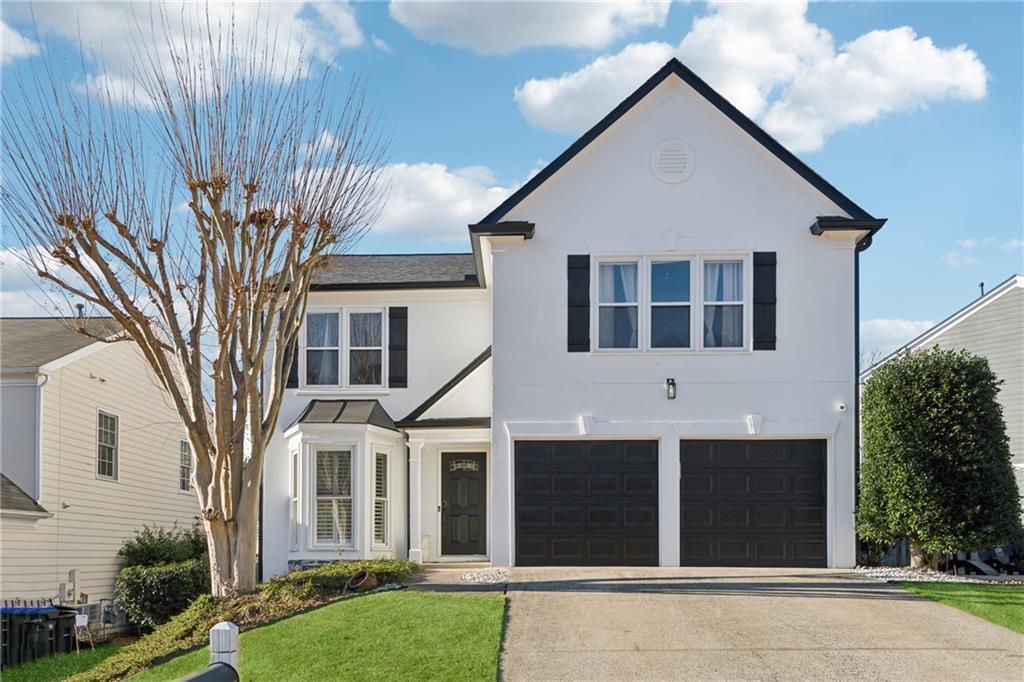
[650,139,694,184]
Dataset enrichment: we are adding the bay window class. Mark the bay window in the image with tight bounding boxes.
[314,449,352,545]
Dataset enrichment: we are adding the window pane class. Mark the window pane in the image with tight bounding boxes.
[599,263,638,303]
[316,498,352,543]
[306,349,339,385]
[704,304,744,348]
[651,261,690,302]
[350,349,382,385]
[350,312,382,347]
[704,261,743,302]
[651,306,690,348]
[375,453,388,499]
[306,313,338,347]
[316,450,351,496]
[598,306,638,348]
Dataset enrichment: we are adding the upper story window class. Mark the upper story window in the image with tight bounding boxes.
[593,255,749,352]
[179,440,193,491]
[97,411,118,480]
[303,309,386,388]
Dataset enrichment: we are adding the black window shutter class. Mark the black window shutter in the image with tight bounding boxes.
[752,252,777,351]
[567,255,590,352]
[388,307,408,388]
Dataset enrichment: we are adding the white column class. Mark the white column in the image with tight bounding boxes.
[408,439,424,563]
[659,434,680,566]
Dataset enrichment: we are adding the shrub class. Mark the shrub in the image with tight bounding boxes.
[859,347,1023,568]
[74,559,420,682]
[118,522,206,568]
[115,559,210,629]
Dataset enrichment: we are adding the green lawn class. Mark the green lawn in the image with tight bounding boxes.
[133,590,505,681]
[3,643,121,682]
[902,582,1024,634]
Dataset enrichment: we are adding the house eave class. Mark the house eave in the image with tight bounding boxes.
[809,216,887,251]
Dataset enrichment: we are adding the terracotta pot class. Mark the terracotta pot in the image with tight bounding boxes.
[347,569,378,592]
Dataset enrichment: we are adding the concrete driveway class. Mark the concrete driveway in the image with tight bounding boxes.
[499,567,1023,681]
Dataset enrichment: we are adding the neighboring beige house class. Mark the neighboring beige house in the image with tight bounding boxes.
[862,274,1024,515]
[0,317,197,614]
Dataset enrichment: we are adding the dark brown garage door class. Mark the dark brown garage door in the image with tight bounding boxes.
[515,440,659,566]
[680,440,826,567]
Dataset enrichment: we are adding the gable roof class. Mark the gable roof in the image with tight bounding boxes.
[0,317,122,369]
[310,254,478,291]
[0,474,48,514]
[862,274,1023,378]
[402,346,491,423]
[289,399,398,431]
[478,57,878,228]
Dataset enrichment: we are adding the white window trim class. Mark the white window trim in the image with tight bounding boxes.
[179,440,194,493]
[96,409,119,481]
[289,449,300,551]
[299,306,389,391]
[591,253,752,354]
[372,449,390,550]
[307,441,359,551]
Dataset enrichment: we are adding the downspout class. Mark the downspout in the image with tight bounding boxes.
[853,236,870,561]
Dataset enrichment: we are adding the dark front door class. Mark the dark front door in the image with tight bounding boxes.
[441,452,487,556]
[680,439,827,567]
[514,440,659,566]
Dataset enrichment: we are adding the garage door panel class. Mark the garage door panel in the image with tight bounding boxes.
[515,440,659,566]
[680,440,827,568]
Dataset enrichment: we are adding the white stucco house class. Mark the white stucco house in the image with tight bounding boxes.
[260,58,887,576]
[0,317,197,611]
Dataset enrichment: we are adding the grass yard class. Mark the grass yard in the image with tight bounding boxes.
[134,590,505,681]
[3,643,121,682]
[902,582,1024,634]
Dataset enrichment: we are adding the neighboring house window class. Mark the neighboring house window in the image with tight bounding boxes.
[597,261,639,349]
[703,260,744,348]
[651,260,691,348]
[96,411,118,480]
[289,450,299,551]
[349,311,383,386]
[306,312,340,385]
[593,255,748,352]
[302,309,388,388]
[373,452,388,546]
[179,440,193,491]
[314,449,352,545]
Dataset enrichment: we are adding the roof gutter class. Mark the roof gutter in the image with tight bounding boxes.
[809,216,888,252]
[468,221,536,289]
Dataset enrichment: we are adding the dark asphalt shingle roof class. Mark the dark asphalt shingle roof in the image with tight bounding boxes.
[289,400,398,431]
[1,474,48,514]
[0,317,122,368]
[311,254,478,290]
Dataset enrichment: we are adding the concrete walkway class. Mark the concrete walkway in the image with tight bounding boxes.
[495,567,1023,681]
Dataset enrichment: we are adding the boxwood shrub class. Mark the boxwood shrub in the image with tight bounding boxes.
[117,522,206,568]
[115,558,210,629]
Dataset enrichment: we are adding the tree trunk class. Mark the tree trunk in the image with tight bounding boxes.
[909,537,927,570]
[204,498,260,596]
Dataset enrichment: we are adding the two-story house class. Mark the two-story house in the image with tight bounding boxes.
[0,317,197,611]
[260,58,886,576]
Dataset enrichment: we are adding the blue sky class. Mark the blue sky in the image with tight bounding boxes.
[2,2,1022,355]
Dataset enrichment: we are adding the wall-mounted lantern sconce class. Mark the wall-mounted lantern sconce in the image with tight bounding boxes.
[666,378,676,400]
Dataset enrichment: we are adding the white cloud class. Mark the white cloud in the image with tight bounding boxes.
[371,36,392,53]
[0,247,80,317]
[861,318,934,357]
[1,20,40,65]
[374,163,525,240]
[388,1,669,54]
[1002,238,1024,251]
[2,2,364,84]
[943,250,978,268]
[957,238,978,250]
[514,2,987,151]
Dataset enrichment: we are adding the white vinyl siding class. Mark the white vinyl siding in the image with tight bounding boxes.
[314,449,353,545]
[373,452,389,547]
[96,411,118,480]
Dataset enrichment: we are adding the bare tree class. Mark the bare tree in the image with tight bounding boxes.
[2,11,386,595]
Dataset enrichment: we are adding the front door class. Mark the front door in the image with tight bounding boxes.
[441,452,487,556]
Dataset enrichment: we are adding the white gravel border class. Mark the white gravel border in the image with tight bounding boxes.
[855,565,1024,585]
[461,568,509,584]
